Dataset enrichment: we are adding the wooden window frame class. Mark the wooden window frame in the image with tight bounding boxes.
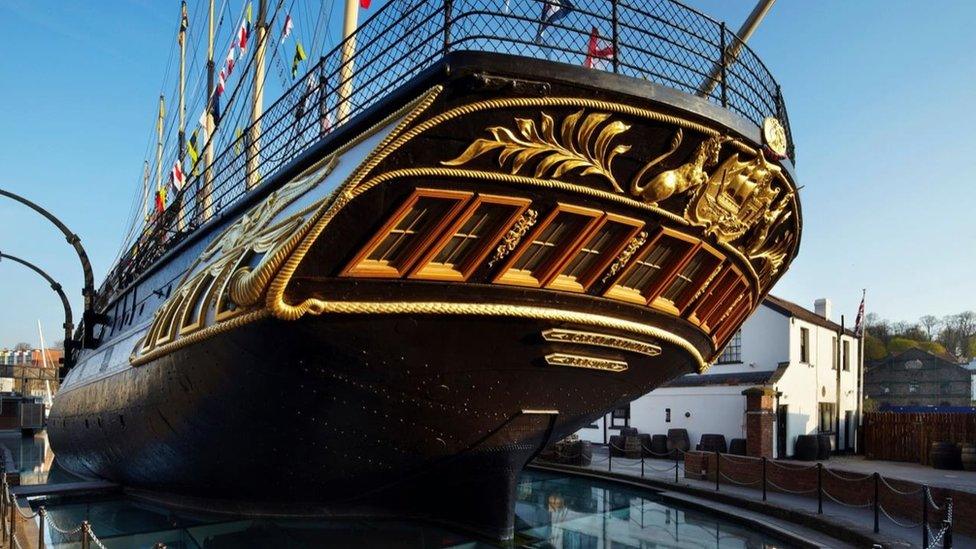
[409,194,531,282]
[603,227,699,305]
[342,188,473,278]
[713,293,753,345]
[689,264,746,331]
[494,203,603,288]
[651,242,723,315]
[701,275,748,332]
[546,213,645,293]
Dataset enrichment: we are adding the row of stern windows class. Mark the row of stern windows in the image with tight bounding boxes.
[342,188,756,343]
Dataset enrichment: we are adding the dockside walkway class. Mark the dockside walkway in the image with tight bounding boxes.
[535,446,976,549]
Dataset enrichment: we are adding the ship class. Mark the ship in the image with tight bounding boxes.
[48,0,802,540]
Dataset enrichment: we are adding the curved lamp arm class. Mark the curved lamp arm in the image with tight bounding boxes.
[0,251,75,375]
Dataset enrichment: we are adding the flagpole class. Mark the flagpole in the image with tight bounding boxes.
[856,289,866,454]
[247,0,269,190]
[697,0,776,98]
[338,0,359,125]
[202,0,216,222]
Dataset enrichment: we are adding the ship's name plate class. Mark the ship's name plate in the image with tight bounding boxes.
[545,353,628,373]
[542,329,662,357]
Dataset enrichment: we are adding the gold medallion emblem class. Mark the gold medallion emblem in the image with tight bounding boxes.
[762,117,787,158]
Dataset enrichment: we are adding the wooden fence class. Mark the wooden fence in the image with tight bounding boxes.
[864,412,976,464]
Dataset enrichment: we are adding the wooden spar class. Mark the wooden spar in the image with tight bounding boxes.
[338,0,359,124]
[697,0,776,98]
[155,94,164,207]
[247,0,269,190]
[201,0,215,221]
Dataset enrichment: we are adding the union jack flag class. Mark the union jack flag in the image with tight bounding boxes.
[854,289,866,336]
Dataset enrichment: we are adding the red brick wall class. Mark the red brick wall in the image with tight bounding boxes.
[684,451,970,536]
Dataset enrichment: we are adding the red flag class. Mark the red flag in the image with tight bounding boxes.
[360,0,371,8]
[170,160,185,191]
[225,45,236,76]
[583,26,614,69]
[154,188,167,213]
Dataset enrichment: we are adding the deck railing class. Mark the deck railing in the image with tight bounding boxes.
[102,0,793,301]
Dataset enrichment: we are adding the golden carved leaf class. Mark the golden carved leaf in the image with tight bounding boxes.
[443,110,631,192]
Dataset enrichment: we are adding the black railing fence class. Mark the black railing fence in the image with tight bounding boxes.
[102,0,793,302]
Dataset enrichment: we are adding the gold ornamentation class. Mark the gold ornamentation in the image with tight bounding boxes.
[763,116,788,158]
[545,353,628,373]
[442,110,631,192]
[630,132,729,205]
[686,150,787,242]
[489,209,538,267]
[602,231,648,283]
[542,328,661,357]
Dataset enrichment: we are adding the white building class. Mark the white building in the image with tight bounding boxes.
[578,295,862,458]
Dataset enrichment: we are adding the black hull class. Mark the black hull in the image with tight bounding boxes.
[49,313,693,538]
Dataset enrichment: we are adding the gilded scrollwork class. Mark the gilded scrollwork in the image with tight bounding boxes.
[442,110,632,192]
[601,231,647,283]
[488,208,538,267]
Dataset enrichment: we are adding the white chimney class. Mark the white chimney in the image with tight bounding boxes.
[814,298,832,321]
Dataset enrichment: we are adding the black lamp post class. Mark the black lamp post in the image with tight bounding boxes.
[0,251,75,376]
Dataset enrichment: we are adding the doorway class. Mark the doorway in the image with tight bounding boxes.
[776,404,788,458]
[844,410,853,452]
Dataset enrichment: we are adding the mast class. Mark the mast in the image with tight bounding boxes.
[338,0,360,124]
[697,0,776,98]
[177,0,188,231]
[155,94,165,214]
[246,0,269,189]
[201,0,216,222]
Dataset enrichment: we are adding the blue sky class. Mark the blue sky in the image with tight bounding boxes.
[1,1,974,346]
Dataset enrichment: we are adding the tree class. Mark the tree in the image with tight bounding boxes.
[864,334,887,361]
[887,337,918,355]
[13,342,31,352]
[919,315,941,340]
[915,340,948,356]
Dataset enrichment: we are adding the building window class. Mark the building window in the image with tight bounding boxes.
[831,337,838,370]
[665,408,671,423]
[611,404,630,428]
[819,402,835,433]
[842,340,850,371]
[717,330,742,364]
[800,327,810,363]
[547,215,643,292]
[411,195,530,281]
[604,229,696,304]
[343,189,471,277]
[496,204,602,287]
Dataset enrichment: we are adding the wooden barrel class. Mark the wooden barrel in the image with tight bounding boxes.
[931,442,962,470]
[698,434,728,453]
[729,438,747,456]
[609,435,625,457]
[794,435,819,461]
[650,434,669,457]
[962,444,976,471]
[624,436,642,459]
[667,428,690,459]
[817,433,832,460]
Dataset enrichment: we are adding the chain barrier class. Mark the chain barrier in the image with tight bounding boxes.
[766,460,817,472]
[717,453,754,464]
[765,478,817,495]
[44,511,84,535]
[927,489,943,511]
[925,498,953,549]
[823,467,873,482]
[88,526,110,549]
[719,472,761,487]
[879,505,923,529]
[821,489,873,509]
[880,476,923,497]
[14,505,38,520]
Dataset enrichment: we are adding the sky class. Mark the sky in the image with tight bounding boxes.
[1,1,974,346]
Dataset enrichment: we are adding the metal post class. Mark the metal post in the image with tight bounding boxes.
[81,521,91,549]
[641,453,644,477]
[762,457,767,501]
[443,0,453,56]
[8,496,15,545]
[1,474,6,544]
[715,451,720,491]
[817,463,823,514]
[611,0,620,73]
[608,444,612,471]
[38,506,45,549]
[922,487,929,548]
[674,451,679,483]
[945,496,953,548]
[873,472,880,533]
[718,22,727,107]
